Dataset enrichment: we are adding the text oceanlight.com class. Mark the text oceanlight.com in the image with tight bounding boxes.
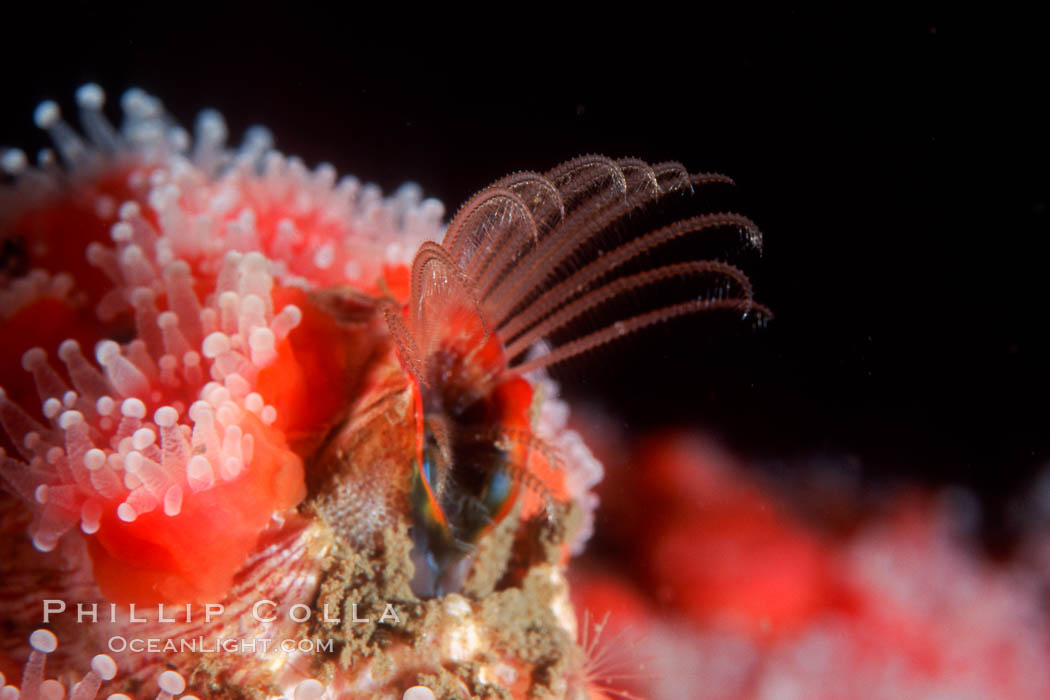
[107,636,335,654]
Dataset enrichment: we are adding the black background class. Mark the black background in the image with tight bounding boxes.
[1,7,1045,542]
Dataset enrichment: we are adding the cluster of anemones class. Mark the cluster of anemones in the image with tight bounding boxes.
[1,627,446,700]
[4,627,187,700]
[0,85,457,697]
[0,85,449,608]
[570,428,1050,700]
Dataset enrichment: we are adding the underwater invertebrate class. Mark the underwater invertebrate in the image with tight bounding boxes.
[570,430,1050,700]
[0,86,763,698]
[375,154,765,598]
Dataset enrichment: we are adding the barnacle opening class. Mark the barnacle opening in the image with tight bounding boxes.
[369,154,767,607]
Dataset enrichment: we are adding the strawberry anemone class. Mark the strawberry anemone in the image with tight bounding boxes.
[0,85,443,605]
